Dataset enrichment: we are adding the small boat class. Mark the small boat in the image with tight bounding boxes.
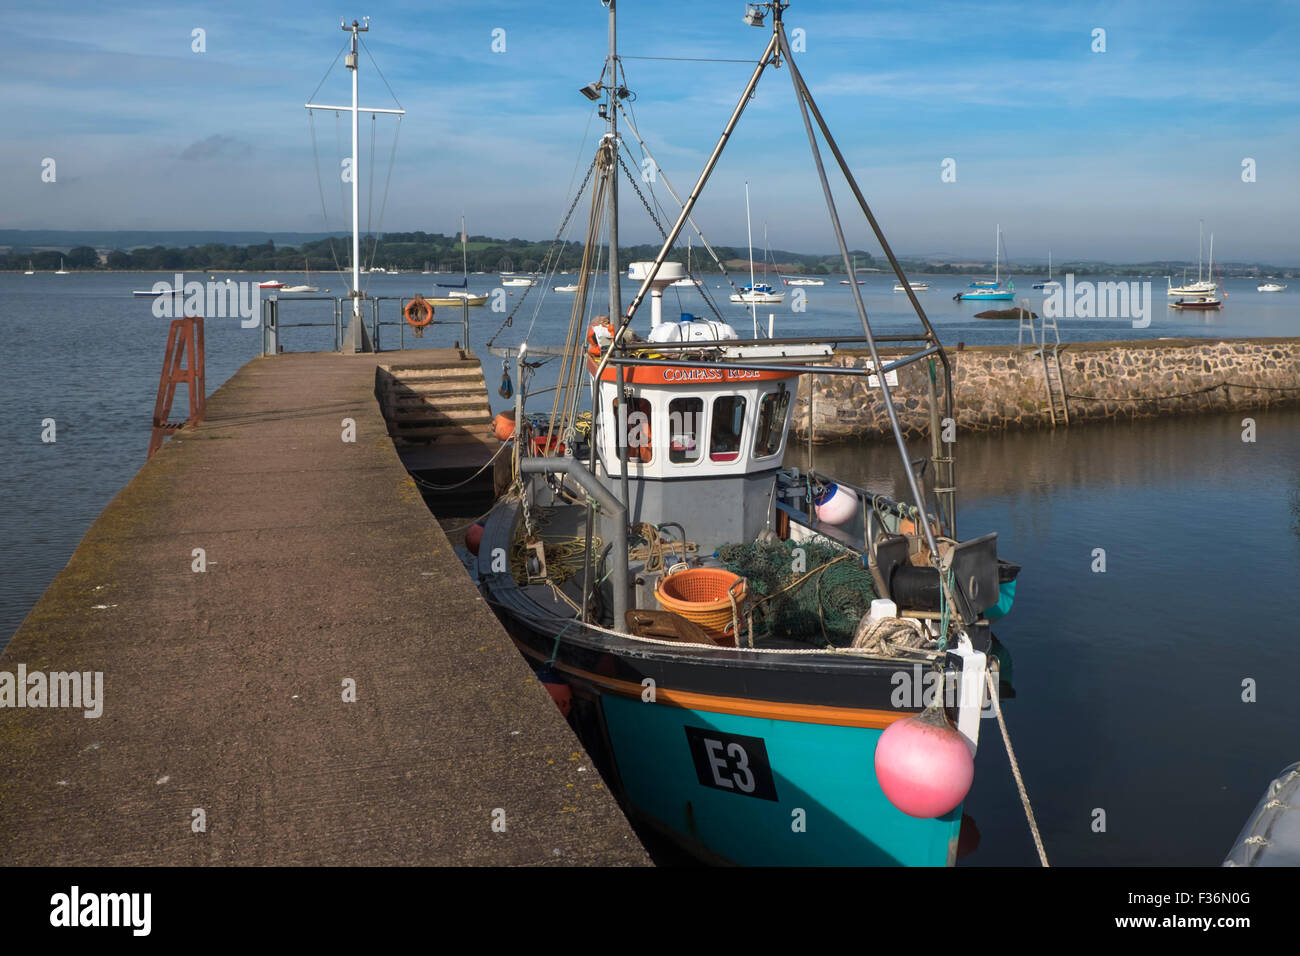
[1031,251,1059,291]
[784,277,824,286]
[368,267,387,274]
[132,288,184,298]
[501,274,536,287]
[839,279,866,285]
[23,260,34,275]
[430,215,488,306]
[729,283,785,304]
[280,258,319,293]
[428,291,490,307]
[54,258,69,275]
[1167,222,1218,296]
[1225,761,1300,866]
[893,280,929,292]
[555,284,580,293]
[257,280,287,289]
[1169,296,1222,310]
[955,226,1014,301]
[1258,282,1287,293]
[672,237,705,286]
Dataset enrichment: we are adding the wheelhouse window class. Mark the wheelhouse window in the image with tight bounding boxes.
[667,397,703,464]
[709,395,746,463]
[611,396,653,463]
[753,385,791,459]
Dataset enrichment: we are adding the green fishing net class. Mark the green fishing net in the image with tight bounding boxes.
[717,539,878,647]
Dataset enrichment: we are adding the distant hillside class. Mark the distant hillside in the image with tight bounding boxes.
[0,230,1294,278]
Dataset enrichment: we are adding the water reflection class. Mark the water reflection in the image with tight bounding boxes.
[789,407,1300,865]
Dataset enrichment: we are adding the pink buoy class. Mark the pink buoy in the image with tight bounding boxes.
[814,482,858,525]
[875,707,974,818]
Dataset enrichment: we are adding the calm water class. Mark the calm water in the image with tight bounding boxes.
[2,270,1297,865]
[791,412,1300,866]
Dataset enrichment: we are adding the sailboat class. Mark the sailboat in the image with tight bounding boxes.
[280,258,320,293]
[671,236,704,287]
[1167,221,1218,297]
[23,260,34,275]
[954,226,1013,301]
[431,215,489,306]
[1031,251,1059,291]
[475,0,1019,867]
[54,258,69,275]
[1170,232,1223,309]
[730,198,785,306]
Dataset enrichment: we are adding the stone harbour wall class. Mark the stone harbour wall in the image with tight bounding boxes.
[792,337,1300,442]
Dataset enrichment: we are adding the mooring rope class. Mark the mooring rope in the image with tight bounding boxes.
[986,668,1050,867]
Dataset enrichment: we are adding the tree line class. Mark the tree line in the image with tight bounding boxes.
[2,232,880,276]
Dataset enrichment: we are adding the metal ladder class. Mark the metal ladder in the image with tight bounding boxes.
[1024,297,1070,427]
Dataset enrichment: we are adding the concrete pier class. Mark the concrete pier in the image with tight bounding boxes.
[0,351,649,866]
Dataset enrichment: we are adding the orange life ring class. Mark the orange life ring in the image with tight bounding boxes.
[404,297,433,328]
[587,315,615,357]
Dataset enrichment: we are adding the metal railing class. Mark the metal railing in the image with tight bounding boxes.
[260,294,472,355]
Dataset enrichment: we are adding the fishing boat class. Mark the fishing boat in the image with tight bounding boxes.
[430,215,489,306]
[54,258,69,275]
[1031,252,1059,291]
[954,226,1013,301]
[475,0,1018,867]
[1166,221,1218,297]
[893,280,929,292]
[1258,282,1286,293]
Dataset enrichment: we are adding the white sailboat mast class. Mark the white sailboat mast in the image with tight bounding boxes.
[745,180,758,335]
[305,18,405,343]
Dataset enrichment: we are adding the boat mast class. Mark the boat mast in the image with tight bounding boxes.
[995,224,1000,286]
[461,213,468,282]
[746,181,758,334]
[606,0,622,321]
[1198,219,1204,283]
[305,18,404,351]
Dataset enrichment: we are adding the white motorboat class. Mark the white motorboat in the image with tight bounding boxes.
[784,277,823,286]
[501,275,536,287]
[729,283,785,304]
[555,284,580,293]
[1258,283,1287,293]
[893,280,929,292]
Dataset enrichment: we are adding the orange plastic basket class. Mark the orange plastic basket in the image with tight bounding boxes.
[654,568,747,639]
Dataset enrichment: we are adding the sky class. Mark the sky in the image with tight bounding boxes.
[3,0,1299,263]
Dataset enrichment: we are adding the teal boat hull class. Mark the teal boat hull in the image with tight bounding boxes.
[601,694,962,866]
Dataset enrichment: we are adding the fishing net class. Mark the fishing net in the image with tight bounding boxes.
[717,539,878,647]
